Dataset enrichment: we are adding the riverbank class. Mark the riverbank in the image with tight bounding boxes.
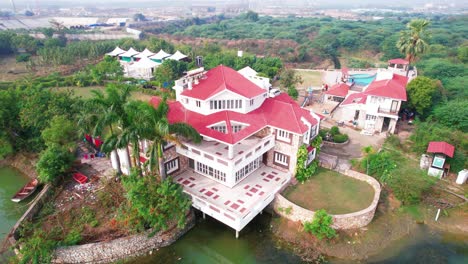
[271,190,468,262]
[0,153,38,180]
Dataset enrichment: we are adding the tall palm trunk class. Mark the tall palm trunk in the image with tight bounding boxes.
[132,139,142,176]
[157,142,166,181]
[109,126,122,175]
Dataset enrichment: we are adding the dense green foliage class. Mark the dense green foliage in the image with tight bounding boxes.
[405,76,440,116]
[409,121,467,172]
[121,170,192,233]
[36,145,74,184]
[303,209,337,240]
[295,136,322,183]
[433,100,468,132]
[41,115,78,149]
[153,59,188,87]
[319,126,349,143]
[358,141,436,205]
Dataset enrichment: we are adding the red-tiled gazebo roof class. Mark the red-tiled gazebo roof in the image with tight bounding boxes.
[388,58,409,65]
[427,141,455,158]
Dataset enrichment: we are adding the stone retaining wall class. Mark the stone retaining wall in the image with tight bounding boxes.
[273,169,381,230]
[322,139,349,146]
[52,211,195,264]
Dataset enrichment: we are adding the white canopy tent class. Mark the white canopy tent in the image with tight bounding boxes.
[167,50,188,61]
[149,49,172,62]
[127,56,160,80]
[119,47,140,62]
[106,46,127,57]
[134,48,155,59]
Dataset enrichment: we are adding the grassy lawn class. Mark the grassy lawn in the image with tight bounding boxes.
[283,168,375,214]
[49,86,154,102]
[295,70,323,87]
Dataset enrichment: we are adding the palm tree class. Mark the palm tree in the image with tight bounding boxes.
[139,99,201,181]
[397,19,430,77]
[86,84,132,175]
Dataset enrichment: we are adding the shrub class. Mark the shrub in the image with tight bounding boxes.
[333,134,348,143]
[16,53,31,62]
[330,126,340,136]
[389,170,436,205]
[63,228,82,246]
[36,145,74,184]
[303,209,337,240]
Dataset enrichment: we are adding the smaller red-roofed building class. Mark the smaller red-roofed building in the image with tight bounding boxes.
[388,58,409,73]
[324,83,350,102]
[425,141,455,178]
[333,73,408,134]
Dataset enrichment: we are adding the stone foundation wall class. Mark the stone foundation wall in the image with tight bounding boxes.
[273,169,381,230]
[52,211,195,264]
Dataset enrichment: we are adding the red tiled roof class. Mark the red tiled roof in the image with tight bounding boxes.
[181,65,266,100]
[427,141,455,158]
[152,93,319,145]
[388,58,409,65]
[364,74,408,101]
[342,67,349,75]
[325,83,350,97]
[341,92,368,106]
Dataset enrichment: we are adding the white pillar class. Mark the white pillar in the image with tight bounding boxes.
[236,230,239,239]
[110,150,119,170]
[203,212,206,219]
[118,148,131,175]
[228,144,234,159]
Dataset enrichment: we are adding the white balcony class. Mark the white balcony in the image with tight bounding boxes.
[174,165,290,234]
[177,134,275,172]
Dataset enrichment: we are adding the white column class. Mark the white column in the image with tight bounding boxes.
[110,150,119,170]
[236,230,239,239]
[118,148,131,175]
[228,144,234,159]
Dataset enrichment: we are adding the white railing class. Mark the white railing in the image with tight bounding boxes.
[233,135,275,169]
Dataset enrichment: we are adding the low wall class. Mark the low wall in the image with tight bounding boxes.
[52,212,195,264]
[322,139,350,146]
[273,169,381,230]
[6,184,53,247]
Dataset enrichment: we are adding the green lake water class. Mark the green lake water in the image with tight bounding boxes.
[0,167,30,239]
[130,213,468,264]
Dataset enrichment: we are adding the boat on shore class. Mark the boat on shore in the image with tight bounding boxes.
[73,172,88,184]
[11,178,39,203]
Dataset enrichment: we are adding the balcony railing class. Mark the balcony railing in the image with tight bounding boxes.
[377,107,399,116]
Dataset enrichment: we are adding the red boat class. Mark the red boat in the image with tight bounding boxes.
[73,172,88,184]
[11,179,39,203]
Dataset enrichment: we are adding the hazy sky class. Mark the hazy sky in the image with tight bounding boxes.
[1,0,466,9]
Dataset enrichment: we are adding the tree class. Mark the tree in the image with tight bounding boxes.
[87,85,132,175]
[433,100,468,132]
[121,170,191,233]
[133,13,146,22]
[303,209,337,240]
[153,60,188,88]
[381,34,403,61]
[41,115,78,150]
[457,45,468,63]
[397,19,431,77]
[244,11,259,22]
[0,133,13,160]
[139,99,201,180]
[41,28,54,38]
[11,34,40,53]
[280,68,302,99]
[36,145,74,184]
[405,76,439,116]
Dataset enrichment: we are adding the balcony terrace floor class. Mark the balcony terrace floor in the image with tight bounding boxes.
[173,165,290,228]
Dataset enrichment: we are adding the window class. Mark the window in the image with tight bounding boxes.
[276,129,291,143]
[249,99,254,106]
[235,157,262,182]
[165,158,179,174]
[211,125,227,134]
[309,125,317,139]
[209,99,244,110]
[274,152,289,168]
[183,98,188,104]
[196,162,226,182]
[366,114,377,120]
[196,100,201,107]
[232,125,243,133]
